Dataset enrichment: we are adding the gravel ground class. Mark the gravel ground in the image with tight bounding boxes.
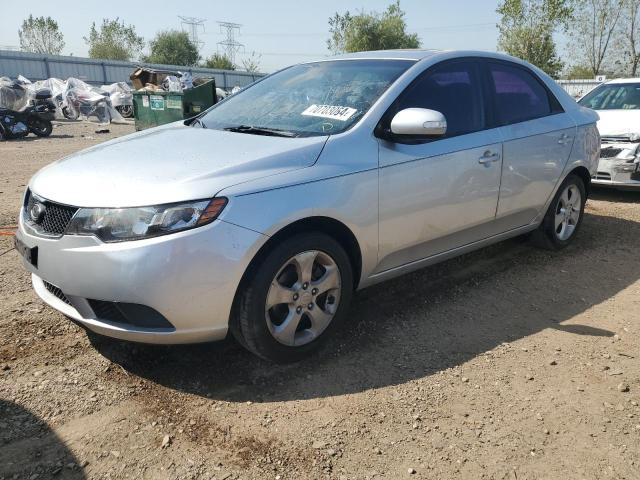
[1,121,639,480]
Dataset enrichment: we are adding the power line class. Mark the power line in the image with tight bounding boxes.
[258,51,327,57]
[239,22,496,38]
[179,16,206,50]
[217,21,244,66]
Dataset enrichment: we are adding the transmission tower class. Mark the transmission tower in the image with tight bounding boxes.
[179,16,206,49]
[217,21,244,66]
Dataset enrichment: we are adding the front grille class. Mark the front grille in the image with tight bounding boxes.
[600,147,622,159]
[595,172,612,181]
[43,281,71,305]
[25,190,78,236]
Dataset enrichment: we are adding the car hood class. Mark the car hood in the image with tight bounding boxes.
[596,109,640,138]
[29,124,328,207]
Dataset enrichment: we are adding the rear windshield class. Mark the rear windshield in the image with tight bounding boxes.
[200,59,414,136]
[579,83,640,110]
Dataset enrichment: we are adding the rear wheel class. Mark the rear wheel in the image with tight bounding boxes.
[232,232,353,363]
[28,118,52,137]
[532,174,586,250]
[116,105,133,118]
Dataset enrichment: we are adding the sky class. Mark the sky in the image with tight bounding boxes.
[0,0,502,73]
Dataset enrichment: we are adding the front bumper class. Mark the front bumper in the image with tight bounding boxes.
[16,213,266,344]
[592,151,640,189]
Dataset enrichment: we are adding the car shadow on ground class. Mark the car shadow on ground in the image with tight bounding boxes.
[0,400,85,479]
[93,211,638,403]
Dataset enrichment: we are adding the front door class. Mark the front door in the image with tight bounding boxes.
[376,60,503,273]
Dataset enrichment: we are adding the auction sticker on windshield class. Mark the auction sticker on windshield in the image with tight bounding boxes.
[302,105,357,121]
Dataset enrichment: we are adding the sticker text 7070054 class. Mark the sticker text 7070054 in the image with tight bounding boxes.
[302,104,358,122]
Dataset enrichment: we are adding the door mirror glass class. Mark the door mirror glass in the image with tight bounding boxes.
[390,108,447,137]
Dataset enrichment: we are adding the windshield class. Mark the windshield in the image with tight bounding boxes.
[200,59,414,136]
[579,83,640,110]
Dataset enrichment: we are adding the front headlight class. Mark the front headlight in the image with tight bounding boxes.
[66,197,227,242]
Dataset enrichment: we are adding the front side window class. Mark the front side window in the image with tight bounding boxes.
[390,61,485,138]
[578,83,640,110]
[489,63,555,125]
[200,59,414,137]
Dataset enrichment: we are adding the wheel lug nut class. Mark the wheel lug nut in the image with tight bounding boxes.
[307,303,314,310]
[296,306,302,314]
[293,293,299,301]
[302,282,309,290]
[311,288,318,295]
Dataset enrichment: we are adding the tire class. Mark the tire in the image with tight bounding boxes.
[231,232,354,363]
[117,105,133,118]
[531,173,586,250]
[62,106,77,120]
[28,118,53,137]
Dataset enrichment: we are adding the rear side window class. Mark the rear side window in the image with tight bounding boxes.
[391,61,484,138]
[489,63,559,126]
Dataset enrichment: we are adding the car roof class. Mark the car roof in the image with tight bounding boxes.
[312,49,533,65]
[605,78,640,84]
[329,49,443,61]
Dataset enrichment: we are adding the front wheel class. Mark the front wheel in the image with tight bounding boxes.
[28,118,52,137]
[532,174,586,250]
[231,232,353,363]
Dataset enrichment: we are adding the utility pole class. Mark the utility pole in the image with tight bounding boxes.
[217,21,244,66]
[178,16,206,50]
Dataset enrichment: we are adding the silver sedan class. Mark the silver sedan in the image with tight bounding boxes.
[15,50,600,362]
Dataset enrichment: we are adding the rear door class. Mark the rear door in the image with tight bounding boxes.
[376,59,503,272]
[487,61,576,229]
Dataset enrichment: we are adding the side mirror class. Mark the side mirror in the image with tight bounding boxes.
[390,108,447,137]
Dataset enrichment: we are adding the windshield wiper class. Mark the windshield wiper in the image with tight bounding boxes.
[223,125,297,137]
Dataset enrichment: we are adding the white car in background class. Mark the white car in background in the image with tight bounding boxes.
[578,79,640,188]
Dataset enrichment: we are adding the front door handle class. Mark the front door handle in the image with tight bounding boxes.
[478,151,501,165]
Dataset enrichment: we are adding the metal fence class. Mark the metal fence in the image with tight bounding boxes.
[0,50,264,90]
[557,79,602,99]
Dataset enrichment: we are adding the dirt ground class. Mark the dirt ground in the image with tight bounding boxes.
[1,121,639,480]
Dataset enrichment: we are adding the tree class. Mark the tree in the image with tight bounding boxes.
[567,0,624,76]
[327,1,420,54]
[203,53,235,70]
[144,30,200,66]
[496,0,573,77]
[18,15,65,55]
[616,0,640,76]
[241,51,262,73]
[565,64,596,78]
[85,18,144,61]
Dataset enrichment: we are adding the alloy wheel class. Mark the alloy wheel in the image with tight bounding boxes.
[554,183,582,241]
[265,250,342,346]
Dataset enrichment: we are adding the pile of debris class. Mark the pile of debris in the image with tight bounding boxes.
[130,67,227,102]
[0,75,132,124]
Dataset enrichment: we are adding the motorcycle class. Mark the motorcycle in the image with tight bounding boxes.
[101,82,133,118]
[56,78,112,123]
[0,88,55,140]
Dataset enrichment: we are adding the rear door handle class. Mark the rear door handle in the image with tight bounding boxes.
[478,151,501,165]
[558,133,572,145]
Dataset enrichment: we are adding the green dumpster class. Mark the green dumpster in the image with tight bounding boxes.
[132,79,217,130]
